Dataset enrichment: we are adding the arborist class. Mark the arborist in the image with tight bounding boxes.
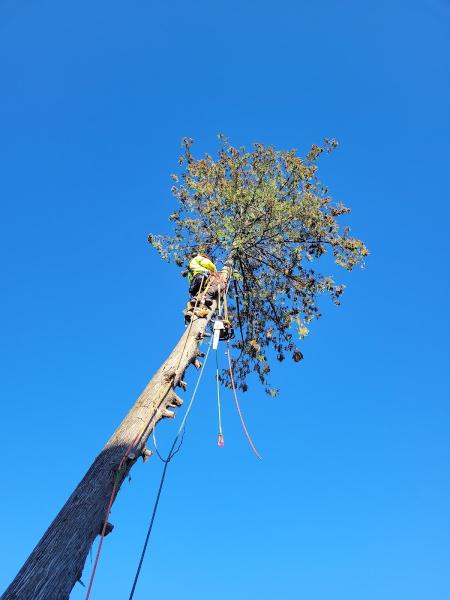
[184,251,217,322]
[188,252,217,296]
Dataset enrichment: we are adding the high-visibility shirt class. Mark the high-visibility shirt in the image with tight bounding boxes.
[188,255,217,282]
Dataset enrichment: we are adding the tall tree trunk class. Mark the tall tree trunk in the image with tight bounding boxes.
[2,263,232,600]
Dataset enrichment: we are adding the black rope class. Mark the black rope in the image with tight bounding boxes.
[128,435,179,599]
[128,330,214,599]
[233,279,246,360]
[152,428,185,464]
[129,277,211,594]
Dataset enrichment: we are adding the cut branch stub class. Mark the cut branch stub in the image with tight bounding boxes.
[161,409,175,419]
[99,522,114,537]
[167,389,183,407]
[141,448,153,463]
[1,271,226,600]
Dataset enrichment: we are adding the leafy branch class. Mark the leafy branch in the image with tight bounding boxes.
[149,135,368,395]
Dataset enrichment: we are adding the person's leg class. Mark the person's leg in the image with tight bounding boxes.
[184,274,209,322]
[189,274,208,301]
[203,271,226,304]
[188,274,202,297]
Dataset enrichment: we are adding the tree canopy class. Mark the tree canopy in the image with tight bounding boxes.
[149,136,368,396]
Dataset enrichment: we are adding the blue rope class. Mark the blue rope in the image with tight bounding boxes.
[128,335,213,599]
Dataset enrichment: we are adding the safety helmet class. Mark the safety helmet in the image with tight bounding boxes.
[194,247,213,261]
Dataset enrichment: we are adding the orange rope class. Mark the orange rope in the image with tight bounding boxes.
[85,274,213,598]
[226,344,262,460]
[85,432,143,599]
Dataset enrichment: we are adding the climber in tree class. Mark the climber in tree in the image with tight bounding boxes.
[151,136,369,395]
[188,251,216,295]
[184,251,217,321]
[3,136,369,600]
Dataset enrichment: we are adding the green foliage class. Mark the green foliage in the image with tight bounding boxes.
[149,135,368,395]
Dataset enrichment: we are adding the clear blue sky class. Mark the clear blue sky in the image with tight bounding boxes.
[1,1,449,598]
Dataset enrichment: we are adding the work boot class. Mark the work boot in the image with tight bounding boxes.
[192,306,209,318]
[184,306,209,323]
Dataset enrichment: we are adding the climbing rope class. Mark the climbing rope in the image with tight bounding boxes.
[129,315,260,600]
[215,350,224,447]
[86,268,259,599]
[151,275,212,461]
[128,334,214,599]
[214,283,230,447]
[214,277,259,454]
[85,276,213,599]
[85,428,149,599]
[226,343,262,460]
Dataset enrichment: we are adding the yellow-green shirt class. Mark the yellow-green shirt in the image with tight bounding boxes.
[188,255,216,282]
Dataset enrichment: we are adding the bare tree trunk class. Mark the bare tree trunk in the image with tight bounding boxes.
[2,263,232,600]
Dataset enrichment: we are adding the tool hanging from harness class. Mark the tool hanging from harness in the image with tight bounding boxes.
[212,319,234,349]
[212,282,234,349]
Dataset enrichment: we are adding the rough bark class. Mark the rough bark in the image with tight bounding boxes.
[2,263,232,600]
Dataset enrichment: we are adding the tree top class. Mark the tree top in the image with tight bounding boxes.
[149,135,368,395]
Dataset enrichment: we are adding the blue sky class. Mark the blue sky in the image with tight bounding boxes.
[1,0,449,598]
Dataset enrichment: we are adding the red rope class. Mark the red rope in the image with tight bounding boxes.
[85,432,142,599]
[85,279,210,598]
[226,346,262,460]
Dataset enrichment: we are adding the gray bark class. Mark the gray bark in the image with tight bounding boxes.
[2,263,232,600]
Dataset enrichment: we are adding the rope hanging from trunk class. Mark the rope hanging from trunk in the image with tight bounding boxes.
[86,267,259,599]
[216,279,260,459]
[226,342,262,460]
[85,278,211,600]
[128,334,213,599]
[216,346,224,447]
